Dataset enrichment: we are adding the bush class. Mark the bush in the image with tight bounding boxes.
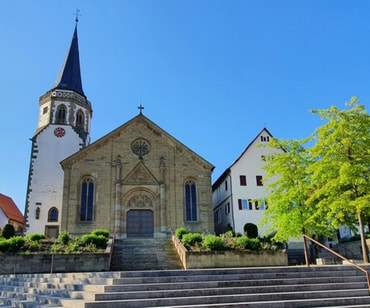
[91,229,110,239]
[243,223,258,238]
[81,234,107,249]
[181,233,203,246]
[26,233,45,242]
[8,236,25,251]
[58,231,71,245]
[236,236,261,250]
[0,239,10,252]
[221,230,235,238]
[2,224,15,239]
[175,228,188,240]
[203,235,224,250]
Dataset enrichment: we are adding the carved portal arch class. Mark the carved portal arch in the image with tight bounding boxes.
[122,188,158,210]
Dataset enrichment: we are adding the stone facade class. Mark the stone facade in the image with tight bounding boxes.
[61,114,214,239]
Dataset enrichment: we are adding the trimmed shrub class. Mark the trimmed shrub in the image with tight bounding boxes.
[58,231,71,245]
[236,236,261,250]
[0,239,11,252]
[203,235,224,250]
[243,223,258,238]
[181,233,203,246]
[2,224,15,239]
[26,233,45,242]
[8,236,25,251]
[91,229,110,239]
[81,234,107,249]
[175,227,187,240]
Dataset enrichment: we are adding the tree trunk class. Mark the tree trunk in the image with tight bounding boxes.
[358,212,369,263]
[303,235,310,266]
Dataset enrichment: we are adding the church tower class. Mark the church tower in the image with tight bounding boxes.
[24,20,92,237]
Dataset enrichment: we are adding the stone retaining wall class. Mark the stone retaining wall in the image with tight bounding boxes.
[172,235,288,269]
[0,239,113,274]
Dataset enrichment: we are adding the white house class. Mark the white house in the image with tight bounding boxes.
[212,128,281,236]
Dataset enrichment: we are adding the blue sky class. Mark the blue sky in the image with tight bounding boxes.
[1,1,369,213]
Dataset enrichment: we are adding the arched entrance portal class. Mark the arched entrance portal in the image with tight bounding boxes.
[126,209,154,238]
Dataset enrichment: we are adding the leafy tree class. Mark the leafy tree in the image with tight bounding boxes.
[307,97,370,262]
[243,223,258,238]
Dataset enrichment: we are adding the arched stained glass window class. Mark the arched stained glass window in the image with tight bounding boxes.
[80,177,94,221]
[48,207,58,222]
[185,180,197,221]
[56,105,67,124]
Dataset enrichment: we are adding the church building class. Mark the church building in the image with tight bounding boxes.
[25,20,214,239]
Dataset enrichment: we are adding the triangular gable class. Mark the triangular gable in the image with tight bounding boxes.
[61,114,214,171]
[212,128,273,190]
[122,162,159,185]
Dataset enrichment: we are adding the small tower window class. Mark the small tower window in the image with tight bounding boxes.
[48,207,59,222]
[76,110,84,129]
[56,105,67,124]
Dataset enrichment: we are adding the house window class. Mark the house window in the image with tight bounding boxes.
[56,105,66,124]
[225,202,230,215]
[225,180,228,191]
[80,177,95,221]
[185,180,197,221]
[48,207,58,222]
[261,136,270,142]
[240,175,247,186]
[256,175,263,186]
[238,199,250,210]
[76,110,84,129]
[43,106,48,114]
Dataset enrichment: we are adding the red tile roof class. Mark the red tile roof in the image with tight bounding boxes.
[0,193,24,223]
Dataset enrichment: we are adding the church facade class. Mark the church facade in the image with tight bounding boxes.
[25,21,214,238]
[60,112,214,238]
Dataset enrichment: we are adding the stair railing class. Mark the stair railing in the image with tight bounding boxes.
[303,234,370,292]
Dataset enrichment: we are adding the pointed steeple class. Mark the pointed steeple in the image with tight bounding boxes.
[53,23,85,96]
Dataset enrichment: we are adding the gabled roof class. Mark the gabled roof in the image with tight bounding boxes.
[61,113,215,170]
[212,128,273,190]
[0,193,24,224]
[53,24,85,96]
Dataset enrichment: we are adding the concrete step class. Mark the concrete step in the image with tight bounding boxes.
[1,266,370,307]
[110,238,183,271]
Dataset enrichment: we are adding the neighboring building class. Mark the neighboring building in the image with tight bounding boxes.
[60,111,215,239]
[0,193,24,232]
[212,128,281,236]
[24,22,92,237]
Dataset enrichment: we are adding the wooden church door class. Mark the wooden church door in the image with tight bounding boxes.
[126,209,154,238]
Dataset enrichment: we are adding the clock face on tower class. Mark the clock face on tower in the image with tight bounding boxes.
[54,127,66,138]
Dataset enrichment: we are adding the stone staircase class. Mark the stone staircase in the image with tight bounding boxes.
[109,238,183,271]
[1,266,370,307]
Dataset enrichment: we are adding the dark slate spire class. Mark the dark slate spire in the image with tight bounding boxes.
[53,23,85,96]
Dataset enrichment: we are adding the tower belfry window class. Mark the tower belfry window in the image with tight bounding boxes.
[76,110,84,129]
[56,105,67,124]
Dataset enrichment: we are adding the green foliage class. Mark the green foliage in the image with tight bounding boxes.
[26,233,45,242]
[8,236,25,250]
[181,233,203,246]
[243,223,258,238]
[81,234,107,249]
[91,229,110,239]
[203,235,224,250]
[58,231,71,245]
[236,236,261,250]
[2,224,15,239]
[221,230,235,238]
[0,239,10,252]
[175,227,188,240]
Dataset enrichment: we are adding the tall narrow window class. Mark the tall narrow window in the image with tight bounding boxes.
[80,177,95,221]
[240,175,247,186]
[48,207,58,222]
[76,110,84,129]
[56,105,66,124]
[185,180,197,221]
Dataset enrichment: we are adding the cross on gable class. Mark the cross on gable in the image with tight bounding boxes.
[138,104,144,114]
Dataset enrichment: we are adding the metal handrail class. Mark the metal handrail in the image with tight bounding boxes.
[303,234,370,292]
